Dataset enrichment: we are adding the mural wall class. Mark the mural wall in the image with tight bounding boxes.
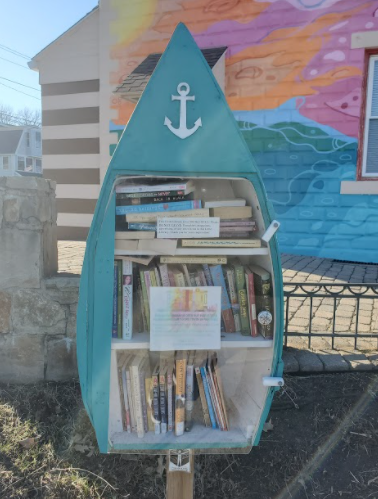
[109,0,378,263]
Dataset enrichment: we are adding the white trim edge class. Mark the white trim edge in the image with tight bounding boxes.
[351,30,378,49]
[340,180,378,195]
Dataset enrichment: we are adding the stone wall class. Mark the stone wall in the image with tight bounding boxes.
[0,177,78,383]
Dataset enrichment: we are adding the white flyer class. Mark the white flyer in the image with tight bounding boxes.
[149,287,221,351]
[157,217,220,239]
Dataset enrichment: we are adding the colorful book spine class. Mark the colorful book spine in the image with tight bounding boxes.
[202,264,213,286]
[118,189,187,199]
[173,270,186,287]
[143,270,152,301]
[139,369,149,433]
[152,369,161,434]
[126,208,209,223]
[122,260,133,340]
[185,361,195,432]
[200,366,217,429]
[175,355,187,437]
[207,363,225,431]
[195,366,211,427]
[139,270,150,330]
[112,262,118,338]
[245,270,258,337]
[249,266,274,339]
[128,223,157,231]
[210,265,235,333]
[145,378,155,432]
[117,193,191,205]
[159,368,168,434]
[225,267,241,333]
[116,200,201,215]
[233,263,250,335]
[116,182,190,194]
[181,239,261,248]
[158,263,170,286]
[167,366,174,432]
[130,363,144,438]
[116,260,122,338]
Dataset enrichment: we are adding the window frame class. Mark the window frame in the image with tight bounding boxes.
[358,50,378,179]
[17,156,25,171]
[35,131,41,148]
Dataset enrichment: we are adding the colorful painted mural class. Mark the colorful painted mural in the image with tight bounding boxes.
[109,0,378,263]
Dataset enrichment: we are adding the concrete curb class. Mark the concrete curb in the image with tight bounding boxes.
[283,348,378,374]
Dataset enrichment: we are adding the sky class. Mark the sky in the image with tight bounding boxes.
[0,0,98,117]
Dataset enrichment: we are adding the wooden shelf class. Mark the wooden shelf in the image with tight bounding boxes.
[111,331,273,350]
[114,247,269,257]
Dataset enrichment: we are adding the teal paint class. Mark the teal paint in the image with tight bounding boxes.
[77,23,283,453]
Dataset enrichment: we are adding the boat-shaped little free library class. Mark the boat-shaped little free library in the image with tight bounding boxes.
[77,23,284,458]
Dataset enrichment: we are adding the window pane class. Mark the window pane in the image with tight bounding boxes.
[365,119,378,175]
[371,59,378,116]
[18,157,25,171]
[3,157,9,170]
[26,157,33,171]
[36,132,41,147]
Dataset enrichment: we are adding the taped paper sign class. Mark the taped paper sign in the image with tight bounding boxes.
[157,217,220,239]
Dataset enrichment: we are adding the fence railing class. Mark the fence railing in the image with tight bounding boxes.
[283,283,378,350]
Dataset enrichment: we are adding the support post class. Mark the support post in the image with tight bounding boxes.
[166,452,194,499]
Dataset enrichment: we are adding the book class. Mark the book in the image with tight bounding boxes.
[181,239,261,248]
[210,354,229,431]
[175,351,187,437]
[204,199,246,208]
[172,269,186,287]
[126,208,210,223]
[202,264,213,286]
[224,266,241,333]
[245,268,258,337]
[116,260,122,338]
[181,264,191,286]
[145,377,155,432]
[116,180,194,194]
[158,263,170,286]
[125,355,137,433]
[118,189,191,199]
[130,354,146,438]
[167,362,175,432]
[128,223,157,231]
[115,240,138,251]
[152,363,161,434]
[159,363,168,433]
[185,351,195,432]
[121,356,132,433]
[206,357,224,430]
[220,218,256,226]
[248,264,274,339]
[112,262,118,338]
[210,265,235,333]
[139,357,150,433]
[116,200,201,215]
[219,231,251,239]
[137,239,178,255]
[160,256,227,264]
[219,226,256,233]
[210,206,252,219]
[232,261,250,335]
[200,363,217,429]
[117,353,128,432]
[195,366,211,427]
[116,231,155,240]
[139,268,150,330]
[117,193,193,206]
[122,260,133,340]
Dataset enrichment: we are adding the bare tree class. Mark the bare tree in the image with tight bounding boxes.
[0,103,16,125]
[0,103,41,127]
[17,107,41,126]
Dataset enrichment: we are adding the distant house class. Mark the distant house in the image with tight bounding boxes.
[0,126,42,177]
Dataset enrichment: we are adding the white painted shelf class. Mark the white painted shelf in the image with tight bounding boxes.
[111,331,273,350]
[114,247,269,257]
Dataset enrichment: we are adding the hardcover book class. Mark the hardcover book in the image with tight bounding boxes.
[232,262,250,335]
[125,208,209,223]
[245,267,258,337]
[122,260,133,340]
[181,239,261,248]
[209,265,235,333]
[175,351,187,436]
[116,200,201,215]
[248,264,274,339]
[115,180,194,194]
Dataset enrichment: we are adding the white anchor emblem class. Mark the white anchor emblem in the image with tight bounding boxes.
[164,82,202,140]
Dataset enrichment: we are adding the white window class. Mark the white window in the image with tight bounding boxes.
[3,156,9,170]
[35,159,42,172]
[35,131,41,148]
[26,132,30,147]
[362,55,378,177]
[18,156,25,171]
[26,157,33,171]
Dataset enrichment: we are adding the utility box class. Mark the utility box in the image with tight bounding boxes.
[77,24,284,458]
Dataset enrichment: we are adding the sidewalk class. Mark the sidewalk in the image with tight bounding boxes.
[58,242,378,371]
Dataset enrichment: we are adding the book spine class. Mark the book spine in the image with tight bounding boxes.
[195,367,211,427]
[185,364,195,432]
[246,272,258,337]
[128,223,156,231]
[117,362,127,431]
[126,369,136,433]
[118,189,186,199]
[121,368,131,433]
[200,366,217,429]
[225,268,241,333]
[158,264,170,286]
[139,370,149,433]
[159,372,167,434]
[173,272,186,287]
[206,367,221,429]
[145,378,155,432]
[202,264,213,286]
[112,262,118,338]
[126,208,209,223]
[220,220,256,227]
[139,270,150,330]
[210,265,235,333]
[175,358,186,437]
[181,264,191,286]
[257,293,274,339]
[219,225,256,231]
[168,270,176,287]
[181,239,261,248]
[131,365,144,438]
[234,265,250,335]
[160,256,227,264]
[143,271,152,301]
[116,183,189,194]
[117,194,191,205]
[149,269,157,287]
[219,232,251,238]
[152,373,161,434]
[167,370,174,431]
[213,360,229,431]
[207,364,225,431]
[197,269,207,287]
[116,200,201,215]
[117,260,122,338]
[122,261,133,340]
[154,267,162,287]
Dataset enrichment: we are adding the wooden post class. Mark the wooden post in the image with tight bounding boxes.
[166,453,194,499]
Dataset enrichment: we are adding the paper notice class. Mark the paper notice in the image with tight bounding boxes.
[157,217,220,239]
[150,287,222,351]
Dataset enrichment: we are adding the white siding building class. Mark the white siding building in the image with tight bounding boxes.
[0,126,42,177]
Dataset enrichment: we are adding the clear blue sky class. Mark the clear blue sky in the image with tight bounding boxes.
[0,0,98,116]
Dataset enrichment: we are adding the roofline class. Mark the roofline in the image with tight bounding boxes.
[28,4,99,70]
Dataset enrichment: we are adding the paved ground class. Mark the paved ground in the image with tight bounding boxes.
[58,242,378,354]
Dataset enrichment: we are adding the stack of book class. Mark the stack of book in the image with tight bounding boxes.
[117,351,228,437]
[112,257,274,339]
[114,179,261,251]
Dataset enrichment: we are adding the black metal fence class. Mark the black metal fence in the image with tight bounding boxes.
[283,283,378,350]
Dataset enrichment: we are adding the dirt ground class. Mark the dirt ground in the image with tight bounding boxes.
[1,373,378,499]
